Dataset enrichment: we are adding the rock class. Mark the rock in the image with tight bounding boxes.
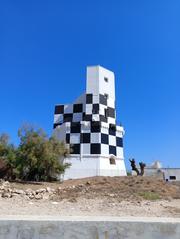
[0,179,4,184]
[1,192,12,198]
[46,187,52,193]
[51,189,55,193]
[23,195,30,200]
[109,194,115,197]
[35,194,42,200]
[2,181,10,188]
[32,191,36,196]
[86,181,91,185]
[77,184,84,188]
[25,189,33,195]
[68,198,77,203]
[35,188,46,194]
[13,189,25,195]
[43,193,50,200]
[11,193,19,197]
[28,195,35,200]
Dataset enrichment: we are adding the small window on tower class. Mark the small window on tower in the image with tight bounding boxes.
[109,157,116,165]
[104,77,108,83]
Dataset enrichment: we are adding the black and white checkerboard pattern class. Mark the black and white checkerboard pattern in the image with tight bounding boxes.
[85,93,115,124]
[54,93,115,127]
[64,121,123,157]
[54,93,123,156]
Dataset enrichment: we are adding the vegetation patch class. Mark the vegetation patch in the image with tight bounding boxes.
[138,191,160,200]
[0,124,70,181]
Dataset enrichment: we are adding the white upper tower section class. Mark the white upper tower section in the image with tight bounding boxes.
[86,66,115,100]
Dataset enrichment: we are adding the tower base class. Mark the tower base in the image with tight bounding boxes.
[62,155,127,180]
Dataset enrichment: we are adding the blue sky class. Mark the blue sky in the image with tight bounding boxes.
[0,0,180,168]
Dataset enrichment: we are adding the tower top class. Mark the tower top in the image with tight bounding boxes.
[86,65,115,100]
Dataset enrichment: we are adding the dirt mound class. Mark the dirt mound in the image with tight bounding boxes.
[52,176,180,202]
[1,176,180,202]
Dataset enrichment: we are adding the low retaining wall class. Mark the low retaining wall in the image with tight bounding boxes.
[0,216,180,239]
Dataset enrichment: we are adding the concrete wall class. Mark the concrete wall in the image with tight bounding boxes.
[132,168,180,181]
[0,216,180,239]
[162,169,180,181]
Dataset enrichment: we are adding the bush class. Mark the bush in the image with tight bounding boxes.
[0,125,70,181]
[0,133,17,179]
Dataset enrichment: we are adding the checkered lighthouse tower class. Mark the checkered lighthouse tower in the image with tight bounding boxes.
[53,66,127,179]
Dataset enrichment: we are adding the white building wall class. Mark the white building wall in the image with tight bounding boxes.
[99,157,126,176]
[162,169,180,181]
[86,66,100,95]
[63,156,100,180]
[86,66,115,100]
[63,156,127,180]
[98,66,115,100]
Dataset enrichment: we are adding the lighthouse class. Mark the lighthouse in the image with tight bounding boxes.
[53,66,127,179]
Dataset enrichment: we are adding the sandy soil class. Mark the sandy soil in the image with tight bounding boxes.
[1,176,180,218]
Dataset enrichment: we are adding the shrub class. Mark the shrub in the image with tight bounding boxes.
[0,133,17,179]
[16,124,70,181]
[0,125,70,181]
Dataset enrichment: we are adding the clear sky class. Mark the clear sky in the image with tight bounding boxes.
[0,0,179,168]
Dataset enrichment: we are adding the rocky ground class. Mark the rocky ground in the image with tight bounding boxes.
[0,176,180,217]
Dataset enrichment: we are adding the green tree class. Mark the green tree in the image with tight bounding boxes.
[0,133,17,179]
[16,125,70,181]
